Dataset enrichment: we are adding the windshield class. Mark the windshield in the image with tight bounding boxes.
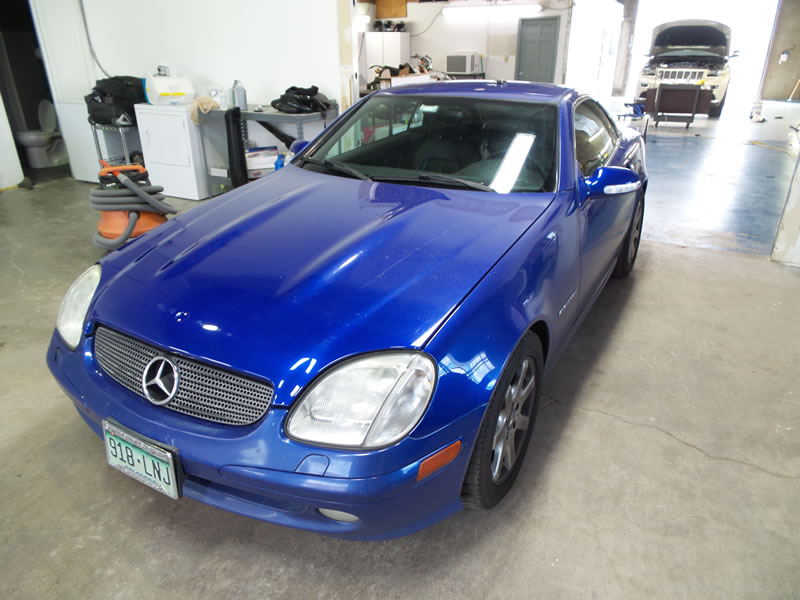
[302,95,558,193]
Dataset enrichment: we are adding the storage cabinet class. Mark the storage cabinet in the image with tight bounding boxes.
[365,32,410,68]
[134,104,208,200]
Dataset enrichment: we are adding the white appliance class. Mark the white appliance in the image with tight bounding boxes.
[446,53,482,75]
[365,32,410,68]
[134,104,208,200]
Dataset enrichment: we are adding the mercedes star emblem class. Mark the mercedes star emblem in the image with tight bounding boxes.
[142,357,179,405]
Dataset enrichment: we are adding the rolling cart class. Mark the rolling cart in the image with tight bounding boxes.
[88,118,141,168]
[645,83,712,129]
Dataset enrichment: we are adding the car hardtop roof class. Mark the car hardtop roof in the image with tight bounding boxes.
[376,80,572,103]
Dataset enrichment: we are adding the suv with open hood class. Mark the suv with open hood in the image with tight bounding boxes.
[636,20,735,117]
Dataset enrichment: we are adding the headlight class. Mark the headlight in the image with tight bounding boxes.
[56,265,101,349]
[286,352,436,449]
[642,65,656,76]
[707,69,724,77]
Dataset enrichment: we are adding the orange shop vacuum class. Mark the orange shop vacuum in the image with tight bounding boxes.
[90,161,176,249]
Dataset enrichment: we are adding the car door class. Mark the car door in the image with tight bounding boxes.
[574,99,637,313]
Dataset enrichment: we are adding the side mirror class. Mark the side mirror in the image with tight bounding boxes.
[585,166,641,197]
[289,139,310,155]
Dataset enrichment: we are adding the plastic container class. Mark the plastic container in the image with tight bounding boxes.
[144,76,196,105]
[232,80,248,111]
[208,87,232,110]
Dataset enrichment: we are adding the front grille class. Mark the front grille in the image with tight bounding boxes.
[657,69,706,82]
[94,327,273,426]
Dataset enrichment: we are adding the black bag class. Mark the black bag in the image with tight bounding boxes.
[85,76,146,126]
[271,85,334,115]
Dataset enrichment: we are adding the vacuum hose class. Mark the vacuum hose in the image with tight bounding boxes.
[90,173,176,249]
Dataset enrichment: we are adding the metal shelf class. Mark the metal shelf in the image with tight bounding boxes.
[88,119,138,167]
[198,105,337,139]
[197,104,338,195]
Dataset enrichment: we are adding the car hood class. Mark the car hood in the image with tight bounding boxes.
[93,166,554,406]
[650,19,731,58]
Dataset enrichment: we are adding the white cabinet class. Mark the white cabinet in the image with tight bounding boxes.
[365,32,410,68]
[134,104,208,200]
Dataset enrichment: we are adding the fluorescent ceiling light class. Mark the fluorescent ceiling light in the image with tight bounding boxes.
[490,133,535,194]
[442,4,543,20]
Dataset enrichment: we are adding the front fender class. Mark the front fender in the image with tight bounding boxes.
[416,190,581,441]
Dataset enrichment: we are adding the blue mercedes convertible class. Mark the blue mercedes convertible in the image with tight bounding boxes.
[48,81,646,540]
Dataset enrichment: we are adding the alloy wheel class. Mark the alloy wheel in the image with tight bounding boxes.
[490,357,536,484]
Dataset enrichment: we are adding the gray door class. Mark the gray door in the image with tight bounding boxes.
[515,17,559,83]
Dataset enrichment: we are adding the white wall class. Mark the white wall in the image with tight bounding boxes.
[29,0,345,181]
[404,1,573,83]
[772,154,800,266]
[354,2,376,89]
[337,0,357,110]
[625,0,780,109]
[72,0,341,106]
[0,94,24,188]
[564,0,623,99]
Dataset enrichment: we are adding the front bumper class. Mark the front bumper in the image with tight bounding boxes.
[47,332,484,540]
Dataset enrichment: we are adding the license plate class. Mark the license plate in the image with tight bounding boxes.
[102,419,181,499]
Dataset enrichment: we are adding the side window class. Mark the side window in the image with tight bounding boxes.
[574,101,616,177]
[594,104,619,144]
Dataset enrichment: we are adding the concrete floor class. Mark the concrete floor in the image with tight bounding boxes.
[2,137,800,597]
[644,135,795,253]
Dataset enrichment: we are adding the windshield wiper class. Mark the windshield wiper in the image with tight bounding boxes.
[299,158,371,181]
[371,173,493,192]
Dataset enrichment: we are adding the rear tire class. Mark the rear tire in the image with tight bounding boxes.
[462,332,543,509]
[613,191,645,278]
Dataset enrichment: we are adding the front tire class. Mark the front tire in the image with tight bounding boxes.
[708,93,726,118]
[613,191,645,278]
[462,333,543,509]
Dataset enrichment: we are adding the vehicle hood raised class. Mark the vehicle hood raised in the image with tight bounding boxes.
[650,19,731,58]
[92,166,553,406]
